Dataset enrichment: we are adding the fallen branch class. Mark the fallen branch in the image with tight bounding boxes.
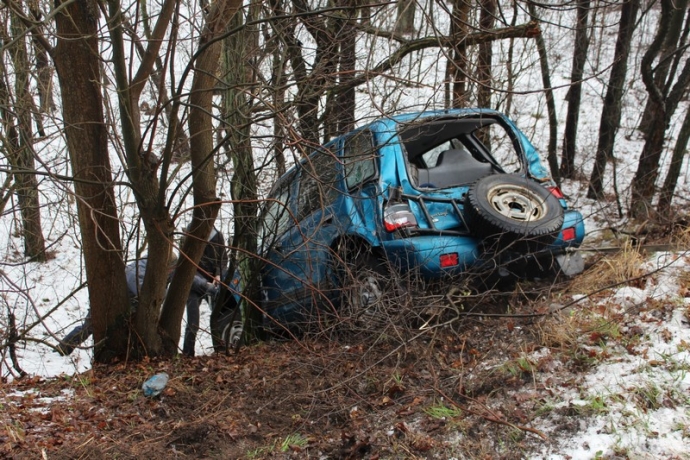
[434,387,548,441]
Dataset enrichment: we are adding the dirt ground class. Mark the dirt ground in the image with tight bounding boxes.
[1,283,578,460]
[3,216,689,459]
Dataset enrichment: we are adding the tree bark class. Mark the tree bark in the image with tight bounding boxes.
[637,0,689,134]
[53,0,131,363]
[159,0,242,355]
[336,0,357,135]
[630,1,690,218]
[587,0,640,200]
[394,0,416,35]
[527,2,559,181]
[446,0,470,107]
[216,4,261,343]
[477,0,496,110]
[560,0,591,179]
[658,104,690,215]
[106,0,179,356]
[6,11,46,260]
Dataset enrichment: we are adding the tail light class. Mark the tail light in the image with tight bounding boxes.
[547,186,564,199]
[440,252,459,268]
[384,202,418,232]
[561,227,576,242]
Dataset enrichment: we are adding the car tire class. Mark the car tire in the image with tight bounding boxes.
[336,249,395,328]
[464,174,564,247]
[211,307,243,353]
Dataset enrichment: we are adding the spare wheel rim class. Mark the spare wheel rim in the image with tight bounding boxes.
[486,184,547,222]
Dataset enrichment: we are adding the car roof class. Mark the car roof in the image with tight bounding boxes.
[268,108,506,194]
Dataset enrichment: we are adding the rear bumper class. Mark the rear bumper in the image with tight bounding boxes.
[382,209,585,279]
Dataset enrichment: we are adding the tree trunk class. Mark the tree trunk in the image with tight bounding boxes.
[637,0,689,134]
[447,0,470,108]
[53,0,131,363]
[106,0,179,357]
[658,104,690,216]
[268,0,288,176]
[527,3,559,181]
[504,2,519,116]
[216,5,261,343]
[27,2,54,116]
[7,12,46,261]
[587,0,640,200]
[630,1,690,219]
[395,0,416,35]
[560,0,591,179]
[159,0,242,355]
[336,0,357,135]
[477,0,496,111]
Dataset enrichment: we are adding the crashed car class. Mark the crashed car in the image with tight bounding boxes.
[213,108,585,339]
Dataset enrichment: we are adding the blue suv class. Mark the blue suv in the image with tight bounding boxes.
[215,109,585,336]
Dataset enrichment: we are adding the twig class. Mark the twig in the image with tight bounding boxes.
[434,387,548,441]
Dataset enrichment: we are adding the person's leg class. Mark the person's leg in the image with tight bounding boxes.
[182,291,202,356]
[57,315,93,356]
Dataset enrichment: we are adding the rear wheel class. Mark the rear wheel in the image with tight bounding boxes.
[336,248,406,329]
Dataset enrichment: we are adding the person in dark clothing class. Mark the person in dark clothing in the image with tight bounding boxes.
[57,255,177,356]
[182,226,229,356]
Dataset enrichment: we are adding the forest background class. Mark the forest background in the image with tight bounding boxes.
[1,0,690,458]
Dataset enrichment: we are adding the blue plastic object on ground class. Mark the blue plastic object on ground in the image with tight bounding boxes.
[142,372,169,397]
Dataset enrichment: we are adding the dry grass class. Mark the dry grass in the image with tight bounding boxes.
[568,242,646,294]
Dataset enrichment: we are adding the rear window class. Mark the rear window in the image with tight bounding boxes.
[402,116,523,188]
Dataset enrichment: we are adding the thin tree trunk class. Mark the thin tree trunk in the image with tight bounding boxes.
[106,0,179,356]
[504,2,519,116]
[6,12,46,260]
[560,0,591,179]
[336,0,357,135]
[630,1,690,218]
[395,0,416,35]
[268,0,288,176]
[477,0,496,110]
[27,2,54,117]
[447,0,470,108]
[587,0,640,200]
[528,3,559,181]
[658,104,690,215]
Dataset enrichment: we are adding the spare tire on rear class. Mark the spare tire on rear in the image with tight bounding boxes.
[464,174,564,247]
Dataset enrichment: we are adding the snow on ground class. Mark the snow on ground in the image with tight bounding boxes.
[537,256,690,458]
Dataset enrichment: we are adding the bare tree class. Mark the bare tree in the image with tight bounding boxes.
[630,0,690,219]
[446,0,471,107]
[637,0,690,135]
[477,0,497,110]
[527,2,559,181]
[395,0,416,35]
[587,0,640,201]
[560,0,592,179]
[0,7,46,261]
[214,4,261,342]
[159,0,243,355]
